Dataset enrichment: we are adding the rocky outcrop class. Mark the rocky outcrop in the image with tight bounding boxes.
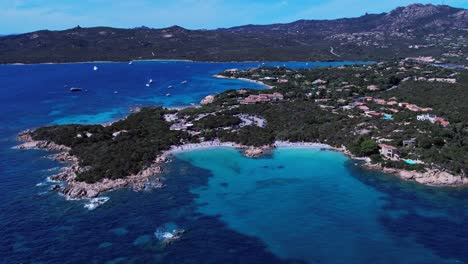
[380,4,467,32]
[16,130,165,199]
[244,145,272,158]
[16,131,70,152]
[162,229,186,245]
[392,168,468,186]
[200,95,215,105]
[61,165,163,199]
[155,155,169,163]
[336,144,467,186]
[244,147,263,158]
[365,163,468,187]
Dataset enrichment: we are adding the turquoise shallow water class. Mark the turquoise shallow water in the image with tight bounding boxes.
[177,148,468,264]
[1,61,468,263]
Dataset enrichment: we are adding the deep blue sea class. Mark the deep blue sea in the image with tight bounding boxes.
[1,61,468,264]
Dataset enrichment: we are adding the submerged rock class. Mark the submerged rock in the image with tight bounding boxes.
[98,242,113,249]
[155,229,185,245]
[154,222,185,245]
[133,235,152,246]
[110,227,129,236]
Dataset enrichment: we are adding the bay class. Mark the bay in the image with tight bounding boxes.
[1,61,466,263]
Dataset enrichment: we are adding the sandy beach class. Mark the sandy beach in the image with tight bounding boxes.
[273,141,332,149]
[163,140,333,156]
[165,140,243,154]
[212,74,275,89]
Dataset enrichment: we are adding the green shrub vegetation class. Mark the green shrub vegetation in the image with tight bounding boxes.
[33,107,188,183]
[31,61,468,182]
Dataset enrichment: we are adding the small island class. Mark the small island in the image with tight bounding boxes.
[17,59,468,199]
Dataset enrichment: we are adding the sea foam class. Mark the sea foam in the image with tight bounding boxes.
[84,197,110,210]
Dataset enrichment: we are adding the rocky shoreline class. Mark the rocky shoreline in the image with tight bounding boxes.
[16,130,165,199]
[16,130,468,200]
[332,144,467,187]
[169,141,468,187]
[364,163,468,187]
[15,133,333,199]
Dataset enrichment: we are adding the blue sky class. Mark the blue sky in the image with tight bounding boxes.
[1,0,467,34]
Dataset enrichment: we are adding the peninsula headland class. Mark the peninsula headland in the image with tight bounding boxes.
[16,59,468,199]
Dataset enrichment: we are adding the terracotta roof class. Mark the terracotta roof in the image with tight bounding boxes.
[379,144,398,150]
[367,111,382,117]
[358,105,370,111]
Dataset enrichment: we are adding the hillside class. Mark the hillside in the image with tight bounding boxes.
[0,4,466,63]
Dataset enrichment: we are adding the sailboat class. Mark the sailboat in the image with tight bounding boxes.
[93,66,98,71]
[146,78,153,87]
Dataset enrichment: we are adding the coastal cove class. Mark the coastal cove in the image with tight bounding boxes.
[177,147,468,264]
[2,61,468,263]
[17,60,468,197]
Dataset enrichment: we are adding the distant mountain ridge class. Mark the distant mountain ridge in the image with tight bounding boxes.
[0,4,466,63]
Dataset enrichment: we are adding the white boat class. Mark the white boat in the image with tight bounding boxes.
[129,61,133,65]
[181,80,188,84]
[146,79,153,87]
[93,66,98,71]
[69,87,82,92]
[166,93,171,97]
[167,85,173,89]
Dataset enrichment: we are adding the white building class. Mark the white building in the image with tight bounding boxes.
[417,114,437,123]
